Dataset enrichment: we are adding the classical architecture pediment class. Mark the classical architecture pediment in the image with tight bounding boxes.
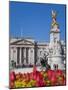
[10,39,35,45]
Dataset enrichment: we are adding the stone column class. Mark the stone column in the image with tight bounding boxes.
[34,42,37,65]
[28,48,30,65]
[23,48,26,65]
[17,47,20,65]
[26,47,29,65]
[29,48,35,65]
[15,47,17,65]
[21,47,24,65]
[20,47,22,66]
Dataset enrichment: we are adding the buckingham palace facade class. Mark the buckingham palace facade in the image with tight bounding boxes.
[9,10,66,70]
[10,38,49,67]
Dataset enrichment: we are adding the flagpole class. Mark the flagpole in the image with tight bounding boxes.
[21,27,23,38]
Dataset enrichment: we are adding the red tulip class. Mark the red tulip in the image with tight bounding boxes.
[50,75,57,85]
[33,73,37,80]
[36,75,40,82]
[36,78,45,87]
[56,70,63,77]
[47,70,55,79]
[33,65,37,73]
[10,81,14,88]
[40,79,45,86]
[10,71,15,81]
[25,73,30,81]
[35,72,44,86]
[16,73,20,80]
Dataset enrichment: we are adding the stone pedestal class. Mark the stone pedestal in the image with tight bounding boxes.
[51,55,64,70]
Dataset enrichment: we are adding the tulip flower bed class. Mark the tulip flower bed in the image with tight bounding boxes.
[10,66,66,88]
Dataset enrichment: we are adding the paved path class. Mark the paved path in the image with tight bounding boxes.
[10,66,45,73]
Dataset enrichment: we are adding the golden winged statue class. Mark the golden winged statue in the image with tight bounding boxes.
[51,10,59,28]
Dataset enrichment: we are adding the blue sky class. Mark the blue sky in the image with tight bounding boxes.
[9,1,66,42]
